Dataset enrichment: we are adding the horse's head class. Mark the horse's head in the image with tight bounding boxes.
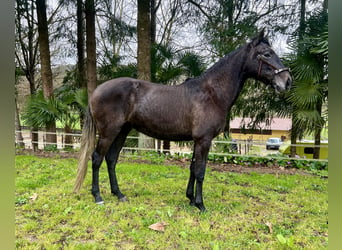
[247,30,292,93]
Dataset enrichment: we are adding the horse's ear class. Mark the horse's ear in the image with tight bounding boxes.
[251,28,267,47]
[259,28,266,39]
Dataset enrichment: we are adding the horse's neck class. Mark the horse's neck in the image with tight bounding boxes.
[201,48,249,112]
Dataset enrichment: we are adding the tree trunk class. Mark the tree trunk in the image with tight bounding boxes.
[313,101,323,159]
[64,125,73,149]
[15,97,25,148]
[85,0,97,99]
[290,0,306,157]
[150,0,156,44]
[77,0,86,90]
[290,128,297,158]
[299,0,306,41]
[223,113,231,139]
[163,140,170,153]
[137,0,154,150]
[77,0,86,128]
[137,0,151,82]
[36,0,56,146]
[313,128,321,159]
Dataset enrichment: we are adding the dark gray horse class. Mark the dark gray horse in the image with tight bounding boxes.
[74,30,291,212]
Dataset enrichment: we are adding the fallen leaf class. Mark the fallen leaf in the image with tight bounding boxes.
[148,222,168,232]
[277,234,287,244]
[265,221,273,234]
[30,193,38,201]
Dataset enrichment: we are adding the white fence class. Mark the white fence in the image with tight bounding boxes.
[15,128,328,162]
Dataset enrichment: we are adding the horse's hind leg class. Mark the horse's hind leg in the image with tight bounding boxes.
[91,124,126,204]
[105,124,131,201]
[91,136,114,204]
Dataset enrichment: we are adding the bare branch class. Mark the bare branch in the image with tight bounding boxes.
[187,0,213,24]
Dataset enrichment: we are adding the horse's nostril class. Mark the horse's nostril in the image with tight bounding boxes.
[286,78,292,90]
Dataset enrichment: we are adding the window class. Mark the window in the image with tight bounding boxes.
[304,147,314,154]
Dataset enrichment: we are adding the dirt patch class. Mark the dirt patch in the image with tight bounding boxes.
[166,158,311,176]
[16,149,312,176]
[17,149,79,159]
[208,163,310,176]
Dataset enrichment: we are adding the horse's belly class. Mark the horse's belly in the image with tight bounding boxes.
[135,127,193,141]
[130,113,193,141]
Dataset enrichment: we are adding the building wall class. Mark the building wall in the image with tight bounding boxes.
[231,130,290,141]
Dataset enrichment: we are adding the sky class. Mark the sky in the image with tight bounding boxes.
[46,0,299,67]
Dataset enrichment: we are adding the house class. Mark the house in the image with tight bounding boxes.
[229,117,292,142]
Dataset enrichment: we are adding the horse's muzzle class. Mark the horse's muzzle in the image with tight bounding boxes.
[273,71,292,93]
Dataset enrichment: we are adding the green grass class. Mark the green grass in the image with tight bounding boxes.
[15,155,328,249]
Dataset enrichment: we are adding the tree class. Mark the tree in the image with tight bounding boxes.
[15,0,39,95]
[15,68,25,148]
[187,0,290,58]
[22,85,87,149]
[286,2,328,159]
[137,0,153,149]
[85,0,97,98]
[15,0,40,150]
[288,0,307,157]
[137,0,151,82]
[95,0,137,83]
[151,43,205,84]
[36,0,56,145]
[54,83,88,147]
[22,91,63,145]
[77,0,86,90]
[96,0,136,65]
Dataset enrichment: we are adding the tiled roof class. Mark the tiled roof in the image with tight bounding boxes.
[230,118,292,131]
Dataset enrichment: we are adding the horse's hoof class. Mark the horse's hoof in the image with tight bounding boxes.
[119,196,128,202]
[95,196,104,205]
[195,203,206,213]
[199,207,206,213]
[96,200,105,205]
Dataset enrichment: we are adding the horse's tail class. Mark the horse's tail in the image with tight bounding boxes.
[73,106,97,193]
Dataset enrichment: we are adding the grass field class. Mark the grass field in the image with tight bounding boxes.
[15,155,328,249]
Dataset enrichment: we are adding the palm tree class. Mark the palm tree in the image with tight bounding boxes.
[53,84,88,148]
[286,10,328,159]
[151,43,206,84]
[22,91,62,150]
[22,85,87,150]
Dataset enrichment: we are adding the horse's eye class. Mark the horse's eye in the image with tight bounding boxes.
[264,52,271,58]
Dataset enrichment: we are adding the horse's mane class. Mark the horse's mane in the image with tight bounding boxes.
[180,34,270,87]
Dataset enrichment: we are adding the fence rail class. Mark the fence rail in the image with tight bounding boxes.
[15,128,328,162]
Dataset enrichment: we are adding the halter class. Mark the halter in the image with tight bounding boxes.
[257,54,290,77]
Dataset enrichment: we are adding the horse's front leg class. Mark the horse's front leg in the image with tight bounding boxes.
[186,153,196,206]
[193,138,211,212]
